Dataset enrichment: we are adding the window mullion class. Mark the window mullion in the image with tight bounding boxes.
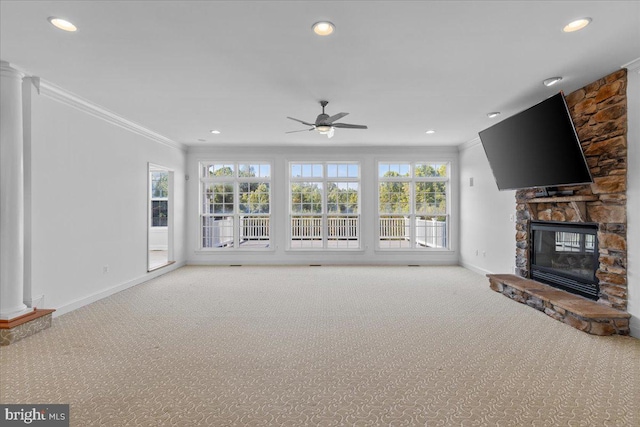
[322,175,328,249]
[234,179,239,248]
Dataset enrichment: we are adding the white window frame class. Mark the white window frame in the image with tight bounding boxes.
[288,161,361,250]
[377,161,450,250]
[149,170,169,228]
[199,161,271,250]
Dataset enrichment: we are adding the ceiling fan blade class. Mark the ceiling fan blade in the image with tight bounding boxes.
[285,128,314,134]
[287,116,314,126]
[332,123,368,129]
[325,112,349,124]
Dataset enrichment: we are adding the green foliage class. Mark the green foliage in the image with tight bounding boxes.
[211,166,234,177]
[415,181,447,215]
[378,171,409,213]
[291,182,322,213]
[378,169,447,214]
[327,182,358,213]
[415,163,447,177]
[240,183,270,213]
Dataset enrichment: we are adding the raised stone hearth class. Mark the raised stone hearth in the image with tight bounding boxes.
[0,309,55,346]
[488,274,630,335]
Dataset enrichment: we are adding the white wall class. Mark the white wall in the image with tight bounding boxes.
[27,85,187,316]
[186,145,459,266]
[458,139,516,275]
[626,65,640,338]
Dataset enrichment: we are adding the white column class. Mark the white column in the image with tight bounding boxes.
[0,61,30,319]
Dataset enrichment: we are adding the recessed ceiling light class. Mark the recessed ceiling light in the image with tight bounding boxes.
[425,130,436,134]
[487,112,501,118]
[543,77,563,87]
[210,130,221,134]
[48,17,77,32]
[312,21,335,36]
[563,18,591,33]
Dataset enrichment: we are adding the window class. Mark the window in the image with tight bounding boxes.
[289,162,360,249]
[378,162,449,249]
[200,162,271,249]
[150,171,168,227]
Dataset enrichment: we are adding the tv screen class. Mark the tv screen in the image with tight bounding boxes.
[478,92,592,191]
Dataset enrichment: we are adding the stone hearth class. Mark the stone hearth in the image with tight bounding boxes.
[488,274,630,335]
[0,309,55,345]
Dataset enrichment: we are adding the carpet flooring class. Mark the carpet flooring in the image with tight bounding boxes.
[1,266,638,426]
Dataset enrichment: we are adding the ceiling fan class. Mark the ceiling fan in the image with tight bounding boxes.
[286,100,368,138]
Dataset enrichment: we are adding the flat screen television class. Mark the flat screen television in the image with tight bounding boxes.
[478,92,592,192]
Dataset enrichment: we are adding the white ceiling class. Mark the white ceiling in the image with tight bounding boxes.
[1,1,639,148]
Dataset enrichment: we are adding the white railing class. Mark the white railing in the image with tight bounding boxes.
[416,217,447,248]
[291,216,323,239]
[379,216,447,248]
[379,217,409,240]
[202,216,234,247]
[327,216,359,239]
[203,215,447,248]
[240,216,270,240]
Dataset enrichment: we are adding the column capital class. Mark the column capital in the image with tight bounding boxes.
[0,60,26,80]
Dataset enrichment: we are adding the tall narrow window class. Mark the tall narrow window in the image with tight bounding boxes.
[200,162,271,249]
[289,162,360,249]
[378,162,449,249]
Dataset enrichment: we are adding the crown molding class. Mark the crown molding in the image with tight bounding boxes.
[458,137,481,152]
[32,78,186,151]
[622,57,640,74]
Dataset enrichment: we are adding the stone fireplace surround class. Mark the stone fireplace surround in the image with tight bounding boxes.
[490,69,630,335]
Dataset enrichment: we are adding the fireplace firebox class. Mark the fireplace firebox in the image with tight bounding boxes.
[530,221,599,300]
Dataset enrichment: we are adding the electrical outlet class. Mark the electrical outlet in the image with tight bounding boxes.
[509,214,514,222]
[483,251,486,257]
[103,265,109,274]
[469,177,474,187]
[475,249,479,256]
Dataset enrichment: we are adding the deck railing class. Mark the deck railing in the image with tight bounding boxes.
[202,216,234,247]
[327,216,359,239]
[291,216,322,239]
[379,217,409,240]
[240,216,270,240]
[415,217,447,248]
[203,215,447,248]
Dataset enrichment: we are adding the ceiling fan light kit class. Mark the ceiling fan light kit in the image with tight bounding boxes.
[286,100,368,138]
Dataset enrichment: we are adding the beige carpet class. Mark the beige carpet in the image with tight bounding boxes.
[1,266,638,426]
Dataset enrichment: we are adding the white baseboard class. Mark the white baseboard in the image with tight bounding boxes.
[459,261,493,276]
[53,261,186,317]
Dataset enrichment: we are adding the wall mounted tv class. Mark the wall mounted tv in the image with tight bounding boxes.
[478,92,592,193]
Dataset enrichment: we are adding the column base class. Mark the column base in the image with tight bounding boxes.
[0,308,56,346]
[0,305,31,320]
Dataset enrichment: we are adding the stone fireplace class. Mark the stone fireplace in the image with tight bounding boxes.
[515,69,628,311]
[488,69,630,335]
